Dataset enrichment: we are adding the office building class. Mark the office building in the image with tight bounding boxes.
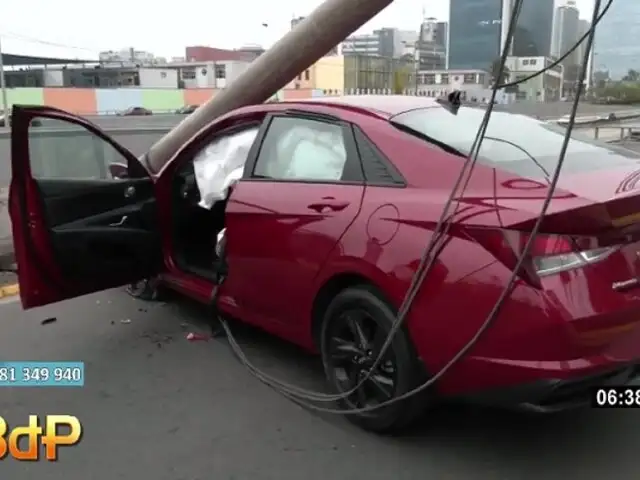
[576,19,591,61]
[342,28,416,58]
[417,17,447,70]
[448,0,553,70]
[594,1,640,79]
[448,0,502,70]
[512,0,554,57]
[551,1,580,65]
[506,56,562,101]
[343,55,414,92]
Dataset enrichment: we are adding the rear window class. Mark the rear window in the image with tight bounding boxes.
[390,107,640,179]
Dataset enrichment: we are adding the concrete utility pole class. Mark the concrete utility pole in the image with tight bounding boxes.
[144,0,394,172]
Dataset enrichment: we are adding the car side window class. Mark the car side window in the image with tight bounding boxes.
[27,118,128,180]
[253,116,355,182]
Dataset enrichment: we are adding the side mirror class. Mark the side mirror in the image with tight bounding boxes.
[108,162,129,179]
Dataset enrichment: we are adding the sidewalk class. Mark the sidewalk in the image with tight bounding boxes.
[0,187,13,270]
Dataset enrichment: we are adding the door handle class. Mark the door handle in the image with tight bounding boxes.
[307,201,350,213]
[109,215,128,227]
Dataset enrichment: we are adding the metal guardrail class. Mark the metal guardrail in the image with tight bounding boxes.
[555,110,640,126]
[0,126,171,140]
[593,125,640,142]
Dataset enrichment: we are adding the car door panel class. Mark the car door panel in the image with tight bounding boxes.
[34,178,154,228]
[35,179,159,280]
[226,182,364,326]
[9,105,162,309]
[223,113,365,330]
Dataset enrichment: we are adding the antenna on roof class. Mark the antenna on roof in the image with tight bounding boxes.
[435,90,462,115]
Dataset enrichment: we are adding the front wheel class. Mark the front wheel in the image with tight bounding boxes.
[125,277,164,301]
[319,286,430,434]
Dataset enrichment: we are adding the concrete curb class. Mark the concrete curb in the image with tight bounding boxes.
[0,187,10,270]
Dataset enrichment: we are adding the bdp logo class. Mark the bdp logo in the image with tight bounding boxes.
[0,415,82,461]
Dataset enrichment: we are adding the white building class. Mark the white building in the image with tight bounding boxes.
[39,65,178,88]
[506,56,563,101]
[167,60,253,88]
[413,69,512,103]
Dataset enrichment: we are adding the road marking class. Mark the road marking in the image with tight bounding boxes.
[0,283,19,298]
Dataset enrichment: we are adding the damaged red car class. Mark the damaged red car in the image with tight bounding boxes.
[9,96,640,433]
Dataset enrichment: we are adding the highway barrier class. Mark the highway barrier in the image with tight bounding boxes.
[555,110,640,126]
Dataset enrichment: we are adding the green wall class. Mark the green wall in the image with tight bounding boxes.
[2,88,44,110]
[140,89,185,111]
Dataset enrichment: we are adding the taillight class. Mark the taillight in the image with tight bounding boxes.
[532,246,617,276]
[468,228,621,285]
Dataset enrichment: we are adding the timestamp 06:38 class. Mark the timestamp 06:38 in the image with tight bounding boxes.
[590,386,640,408]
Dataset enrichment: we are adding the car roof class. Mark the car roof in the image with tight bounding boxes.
[280,95,442,118]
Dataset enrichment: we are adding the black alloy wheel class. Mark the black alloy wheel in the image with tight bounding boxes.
[320,286,429,433]
[125,277,164,301]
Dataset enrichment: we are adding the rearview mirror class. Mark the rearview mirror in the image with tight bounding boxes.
[108,162,129,179]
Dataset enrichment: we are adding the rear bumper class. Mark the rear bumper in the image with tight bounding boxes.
[461,364,640,413]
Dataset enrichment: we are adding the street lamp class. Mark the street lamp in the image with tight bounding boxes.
[413,44,420,93]
[0,35,8,114]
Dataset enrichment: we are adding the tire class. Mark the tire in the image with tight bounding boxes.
[125,277,164,301]
[319,285,429,434]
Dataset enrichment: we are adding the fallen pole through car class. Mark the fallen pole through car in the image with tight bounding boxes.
[143,0,394,173]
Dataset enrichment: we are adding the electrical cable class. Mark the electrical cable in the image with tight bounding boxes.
[213,0,609,415]
[0,31,100,53]
[497,0,612,89]
[215,0,525,406]
[216,0,606,411]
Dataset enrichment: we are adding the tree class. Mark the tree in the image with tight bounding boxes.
[392,58,414,94]
[490,59,510,85]
[623,69,640,82]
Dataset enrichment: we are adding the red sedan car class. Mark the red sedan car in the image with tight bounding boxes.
[8,97,640,433]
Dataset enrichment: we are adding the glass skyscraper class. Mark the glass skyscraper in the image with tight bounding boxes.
[594,1,640,79]
[448,0,502,70]
[448,0,554,71]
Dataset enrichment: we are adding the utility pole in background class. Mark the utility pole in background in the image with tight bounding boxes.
[0,35,8,113]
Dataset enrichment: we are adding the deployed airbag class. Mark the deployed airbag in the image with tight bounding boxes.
[193,127,260,209]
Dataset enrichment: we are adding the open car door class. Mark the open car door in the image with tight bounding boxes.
[9,105,162,309]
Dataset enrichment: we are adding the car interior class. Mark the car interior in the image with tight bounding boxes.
[171,161,227,281]
[170,125,260,281]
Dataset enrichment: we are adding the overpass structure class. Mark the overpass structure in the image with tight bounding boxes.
[1,52,97,66]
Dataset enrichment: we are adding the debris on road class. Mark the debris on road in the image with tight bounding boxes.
[40,317,57,325]
[186,332,210,342]
[120,319,131,324]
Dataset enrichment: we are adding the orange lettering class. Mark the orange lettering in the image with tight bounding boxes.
[8,415,41,461]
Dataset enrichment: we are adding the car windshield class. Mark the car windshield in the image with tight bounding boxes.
[390,107,640,179]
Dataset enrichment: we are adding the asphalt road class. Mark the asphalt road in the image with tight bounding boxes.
[0,289,639,479]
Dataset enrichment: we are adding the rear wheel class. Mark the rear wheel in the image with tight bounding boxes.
[319,286,429,433]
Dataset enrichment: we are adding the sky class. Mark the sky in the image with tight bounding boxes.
[1,0,596,60]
